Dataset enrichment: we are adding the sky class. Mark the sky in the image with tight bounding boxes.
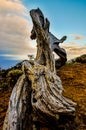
[0,0,86,69]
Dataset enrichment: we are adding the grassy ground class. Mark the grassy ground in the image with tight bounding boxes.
[0,88,12,130]
[57,63,86,130]
[0,62,86,130]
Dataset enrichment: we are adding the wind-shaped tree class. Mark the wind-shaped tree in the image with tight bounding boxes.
[3,8,76,130]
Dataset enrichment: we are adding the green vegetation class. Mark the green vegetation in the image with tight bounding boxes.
[76,54,86,63]
[6,69,23,87]
[66,54,86,64]
[0,68,23,90]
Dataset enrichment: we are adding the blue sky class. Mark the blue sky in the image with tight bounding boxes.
[0,0,86,69]
[24,0,86,35]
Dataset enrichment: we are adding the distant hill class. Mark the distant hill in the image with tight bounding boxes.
[67,54,86,64]
[76,54,86,63]
[0,55,86,130]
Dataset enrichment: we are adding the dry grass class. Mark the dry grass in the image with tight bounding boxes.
[0,88,12,130]
[57,63,86,130]
[0,62,86,130]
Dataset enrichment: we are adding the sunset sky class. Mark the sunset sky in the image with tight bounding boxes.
[0,0,86,69]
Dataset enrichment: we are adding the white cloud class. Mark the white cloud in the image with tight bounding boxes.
[69,34,85,40]
[0,0,85,61]
[62,44,86,60]
[0,54,29,60]
[0,0,36,60]
[0,0,27,16]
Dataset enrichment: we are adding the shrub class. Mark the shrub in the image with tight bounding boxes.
[6,69,23,87]
[76,54,86,63]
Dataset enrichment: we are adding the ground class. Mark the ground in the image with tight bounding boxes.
[0,62,86,130]
[57,63,86,130]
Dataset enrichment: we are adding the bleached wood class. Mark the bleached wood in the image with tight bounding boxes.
[3,8,76,130]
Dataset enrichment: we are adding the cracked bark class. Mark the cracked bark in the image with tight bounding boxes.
[3,8,76,130]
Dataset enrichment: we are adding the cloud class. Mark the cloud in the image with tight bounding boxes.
[69,34,85,40]
[62,44,86,60]
[61,34,86,59]
[0,54,30,60]
[0,0,85,62]
[0,0,36,60]
[0,0,27,16]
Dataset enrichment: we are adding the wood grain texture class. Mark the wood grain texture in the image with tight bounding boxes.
[3,8,76,130]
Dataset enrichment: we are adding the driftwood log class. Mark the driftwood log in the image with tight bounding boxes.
[3,8,76,130]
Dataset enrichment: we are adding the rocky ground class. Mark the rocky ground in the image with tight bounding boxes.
[0,61,86,130]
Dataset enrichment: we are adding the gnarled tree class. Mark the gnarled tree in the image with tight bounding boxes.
[3,8,76,130]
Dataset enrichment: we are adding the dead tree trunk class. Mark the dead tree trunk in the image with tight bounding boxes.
[3,75,32,130]
[30,9,55,72]
[3,8,76,130]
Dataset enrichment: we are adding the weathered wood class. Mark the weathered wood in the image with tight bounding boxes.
[3,75,32,130]
[3,8,76,130]
[23,61,76,121]
[30,8,55,72]
[30,8,67,69]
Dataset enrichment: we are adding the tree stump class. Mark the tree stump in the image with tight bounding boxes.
[3,8,76,130]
